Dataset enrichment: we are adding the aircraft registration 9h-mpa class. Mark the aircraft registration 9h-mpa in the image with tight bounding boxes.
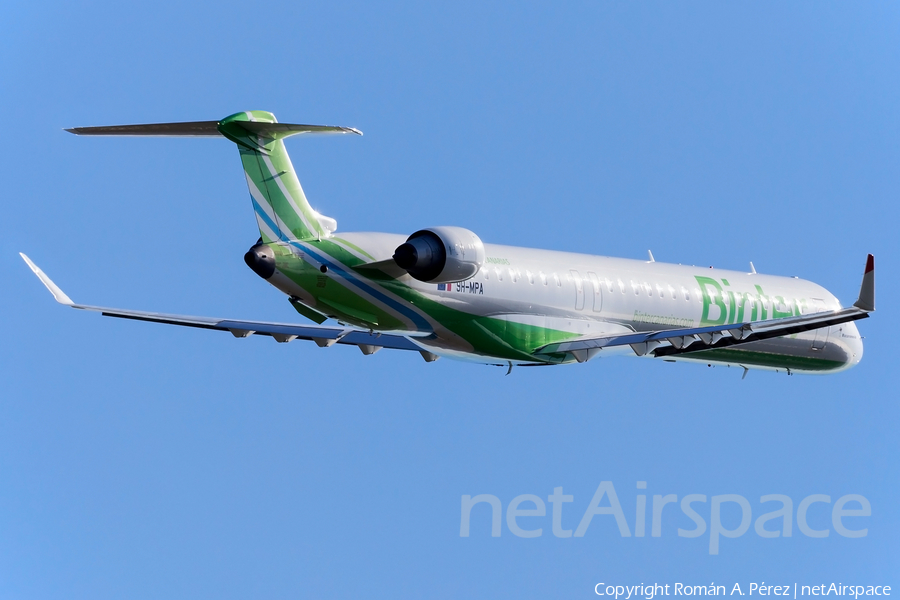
[21,111,875,375]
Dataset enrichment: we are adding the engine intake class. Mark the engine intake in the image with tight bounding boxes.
[393,226,485,283]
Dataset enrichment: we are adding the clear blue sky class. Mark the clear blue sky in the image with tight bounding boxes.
[1,2,897,598]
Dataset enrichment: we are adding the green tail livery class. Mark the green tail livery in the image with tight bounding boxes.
[21,111,876,375]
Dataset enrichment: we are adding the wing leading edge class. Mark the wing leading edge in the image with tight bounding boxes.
[536,254,875,361]
[19,254,437,361]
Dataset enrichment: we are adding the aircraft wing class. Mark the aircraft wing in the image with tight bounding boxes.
[536,255,875,360]
[19,254,436,360]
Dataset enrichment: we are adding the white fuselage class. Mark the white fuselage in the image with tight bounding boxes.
[271,232,864,373]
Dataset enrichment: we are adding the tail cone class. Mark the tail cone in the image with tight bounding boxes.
[244,243,276,279]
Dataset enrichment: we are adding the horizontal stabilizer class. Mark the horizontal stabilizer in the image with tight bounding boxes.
[66,121,223,136]
[66,119,361,138]
[238,122,361,137]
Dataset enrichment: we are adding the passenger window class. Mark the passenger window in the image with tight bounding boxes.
[539,271,547,286]
[526,270,534,284]
[618,279,625,294]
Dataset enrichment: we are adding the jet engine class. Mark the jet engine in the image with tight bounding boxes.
[392,226,485,283]
[244,241,276,279]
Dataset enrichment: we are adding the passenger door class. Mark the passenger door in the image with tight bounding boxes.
[587,271,603,313]
[570,270,584,310]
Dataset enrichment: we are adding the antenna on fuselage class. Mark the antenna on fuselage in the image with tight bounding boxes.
[749,262,757,274]
[648,250,655,263]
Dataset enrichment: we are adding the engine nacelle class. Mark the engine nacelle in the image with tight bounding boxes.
[393,226,485,283]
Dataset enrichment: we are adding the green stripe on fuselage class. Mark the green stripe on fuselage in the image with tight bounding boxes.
[272,240,581,362]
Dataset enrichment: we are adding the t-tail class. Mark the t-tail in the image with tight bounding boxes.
[67,111,361,242]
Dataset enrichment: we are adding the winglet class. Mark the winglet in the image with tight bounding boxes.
[19,253,74,306]
[853,254,875,312]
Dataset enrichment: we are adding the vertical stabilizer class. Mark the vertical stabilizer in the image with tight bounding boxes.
[217,111,354,242]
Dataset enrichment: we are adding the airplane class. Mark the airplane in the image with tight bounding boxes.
[21,110,875,376]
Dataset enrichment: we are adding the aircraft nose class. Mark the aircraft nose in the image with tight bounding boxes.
[845,321,864,367]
